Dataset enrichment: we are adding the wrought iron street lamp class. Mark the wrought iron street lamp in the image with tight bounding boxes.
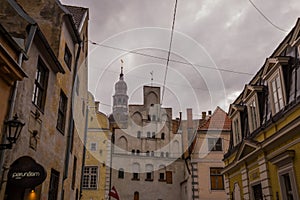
[0,114,25,150]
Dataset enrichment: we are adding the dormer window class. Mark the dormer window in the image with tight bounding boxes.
[233,116,241,146]
[247,96,260,133]
[263,57,288,115]
[269,72,285,114]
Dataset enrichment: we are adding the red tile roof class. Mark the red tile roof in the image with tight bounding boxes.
[198,106,231,131]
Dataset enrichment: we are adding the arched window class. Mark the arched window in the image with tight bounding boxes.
[132,149,135,155]
[118,136,128,152]
[118,168,124,179]
[146,151,150,156]
[161,133,165,140]
[151,151,154,157]
[136,150,140,155]
[134,191,139,200]
[160,152,164,157]
[132,163,140,180]
[145,164,154,181]
[159,165,166,181]
[147,132,151,138]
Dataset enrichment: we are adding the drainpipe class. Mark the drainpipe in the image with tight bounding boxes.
[79,104,88,199]
[61,39,82,199]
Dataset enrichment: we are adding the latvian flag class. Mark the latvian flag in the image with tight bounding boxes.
[109,186,120,200]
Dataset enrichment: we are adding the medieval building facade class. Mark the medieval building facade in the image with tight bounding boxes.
[0,0,89,199]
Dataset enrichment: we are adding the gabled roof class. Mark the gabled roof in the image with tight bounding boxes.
[198,106,231,131]
[64,5,88,30]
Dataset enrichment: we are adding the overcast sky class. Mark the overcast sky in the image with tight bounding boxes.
[62,0,300,119]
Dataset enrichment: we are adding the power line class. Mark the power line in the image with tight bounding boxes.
[162,0,178,104]
[248,0,288,32]
[89,40,254,76]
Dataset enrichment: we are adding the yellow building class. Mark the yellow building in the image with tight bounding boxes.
[81,92,111,200]
[223,18,300,200]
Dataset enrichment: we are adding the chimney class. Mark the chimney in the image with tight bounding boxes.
[202,111,206,120]
[208,110,212,116]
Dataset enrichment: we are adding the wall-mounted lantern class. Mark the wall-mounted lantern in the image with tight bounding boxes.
[0,114,25,150]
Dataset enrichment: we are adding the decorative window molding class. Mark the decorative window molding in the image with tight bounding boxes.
[269,150,299,200]
[246,94,260,133]
[263,58,288,115]
[232,113,242,146]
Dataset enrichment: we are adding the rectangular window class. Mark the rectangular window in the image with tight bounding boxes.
[82,166,98,189]
[270,74,284,113]
[146,172,153,181]
[159,172,165,181]
[208,138,222,151]
[280,173,295,200]
[57,91,68,133]
[210,168,224,190]
[248,98,259,132]
[132,173,139,180]
[48,169,60,200]
[72,156,77,190]
[32,59,48,111]
[166,171,172,184]
[90,142,97,151]
[64,44,72,69]
[233,118,241,146]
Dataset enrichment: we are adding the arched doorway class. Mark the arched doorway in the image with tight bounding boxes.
[134,191,139,200]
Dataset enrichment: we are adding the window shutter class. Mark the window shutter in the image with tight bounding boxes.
[166,171,172,184]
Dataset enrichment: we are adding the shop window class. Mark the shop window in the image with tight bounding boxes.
[32,58,48,111]
[82,166,98,189]
[208,138,222,151]
[210,168,224,190]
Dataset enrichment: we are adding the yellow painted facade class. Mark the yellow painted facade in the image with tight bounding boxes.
[223,18,300,200]
[81,93,111,200]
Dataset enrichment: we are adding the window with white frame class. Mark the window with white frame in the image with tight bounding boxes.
[247,96,260,133]
[90,142,97,151]
[208,138,222,151]
[269,73,285,114]
[270,151,299,199]
[232,116,242,146]
[82,166,98,189]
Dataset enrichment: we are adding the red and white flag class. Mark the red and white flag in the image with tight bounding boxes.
[109,186,120,200]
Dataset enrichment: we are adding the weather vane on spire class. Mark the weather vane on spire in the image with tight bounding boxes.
[120,59,124,79]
